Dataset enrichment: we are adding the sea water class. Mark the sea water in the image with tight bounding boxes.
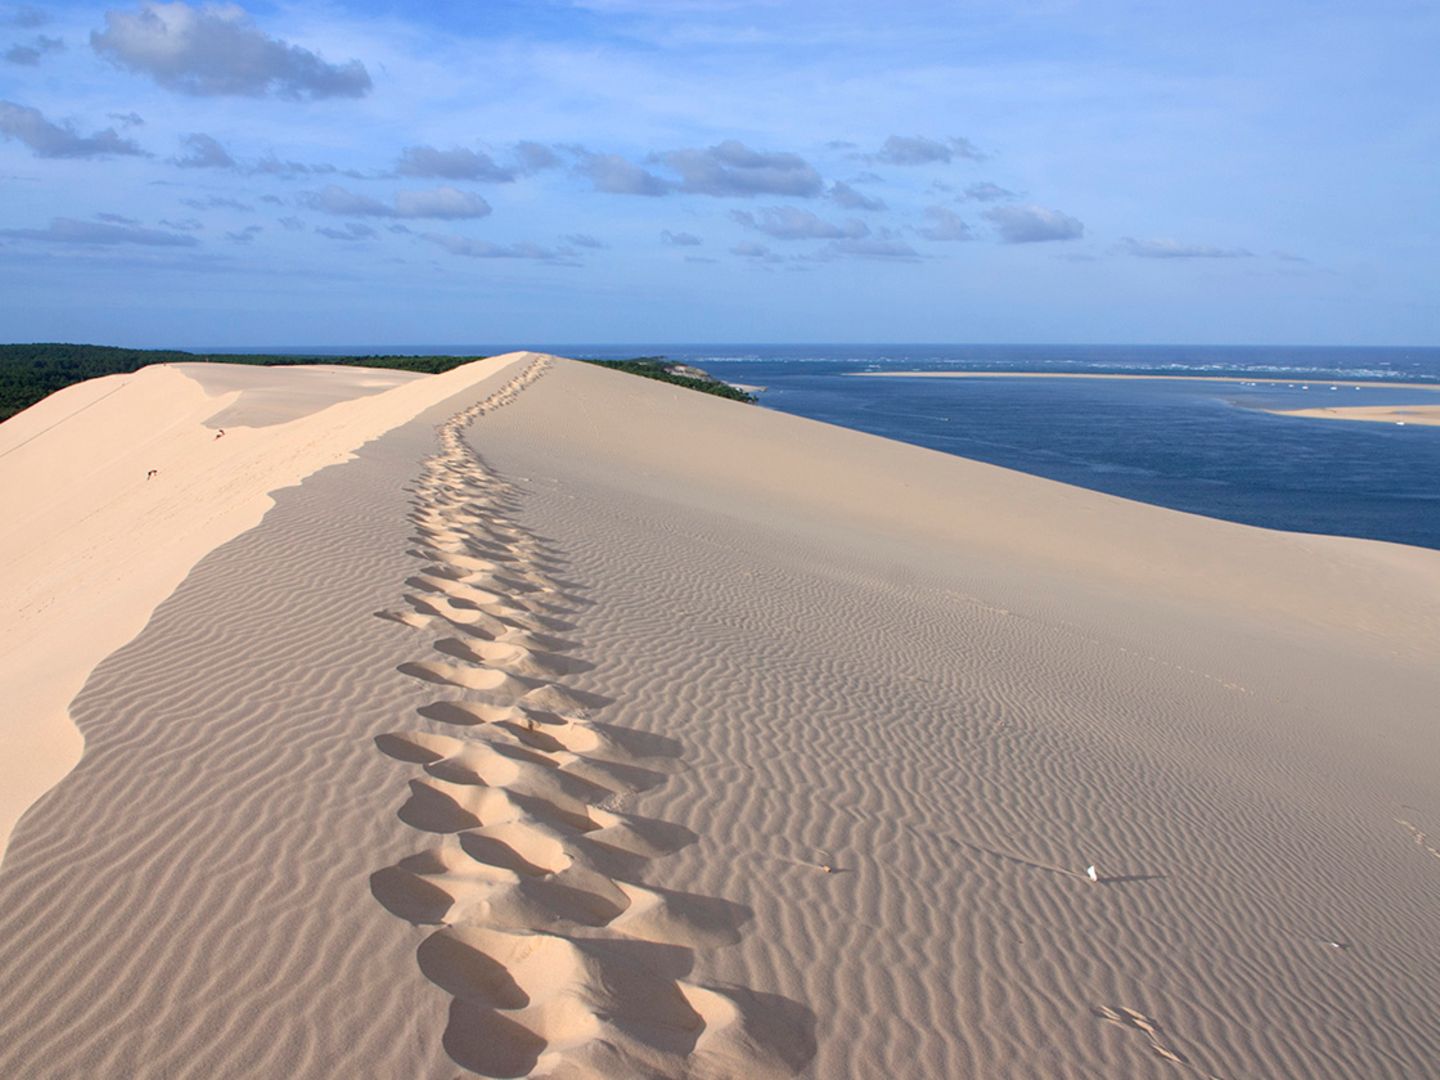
[251,344,1440,552]
[559,344,1440,553]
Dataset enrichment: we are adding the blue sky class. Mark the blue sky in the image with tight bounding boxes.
[1,0,1436,347]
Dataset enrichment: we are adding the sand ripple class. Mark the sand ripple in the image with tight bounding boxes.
[372,357,814,1078]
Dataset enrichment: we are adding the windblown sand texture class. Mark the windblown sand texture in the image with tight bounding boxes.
[373,357,807,1076]
[0,355,524,855]
[2,355,1439,1078]
[1267,404,1440,427]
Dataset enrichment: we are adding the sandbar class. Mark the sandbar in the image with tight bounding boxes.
[1267,404,1440,426]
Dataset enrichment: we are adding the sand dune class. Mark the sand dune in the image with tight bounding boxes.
[0,355,529,856]
[1,355,1438,1077]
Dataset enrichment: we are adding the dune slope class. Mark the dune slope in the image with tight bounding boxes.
[0,355,526,856]
[1,355,1437,1078]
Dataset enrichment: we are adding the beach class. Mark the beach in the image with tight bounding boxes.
[2,355,1438,1078]
[1267,405,1440,427]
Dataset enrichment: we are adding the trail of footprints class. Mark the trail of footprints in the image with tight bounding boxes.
[373,358,801,1079]
[1096,1006,1223,1079]
[1395,816,1440,863]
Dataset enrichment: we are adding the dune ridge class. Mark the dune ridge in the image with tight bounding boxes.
[373,356,812,1077]
[0,353,529,857]
[461,359,1440,1077]
[0,355,1436,1077]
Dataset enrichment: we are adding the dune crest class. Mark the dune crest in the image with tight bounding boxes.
[372,356,812,1077]
[0,354,1436,1077]
[0,353,534,857]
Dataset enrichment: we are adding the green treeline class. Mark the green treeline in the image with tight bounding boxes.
[0,343,754,422]
[577,359,756,403]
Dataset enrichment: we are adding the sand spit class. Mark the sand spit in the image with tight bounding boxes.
[0,354,529,856]
[2,355,1439,1077]
[1267,404,1440,427]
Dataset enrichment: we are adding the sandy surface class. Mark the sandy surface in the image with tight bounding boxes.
[1,356,1438,1077]
[1268,404,1440,427]
[174,361,427,428]
[0,354,525,857]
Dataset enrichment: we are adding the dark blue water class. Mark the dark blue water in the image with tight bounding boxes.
[222,343,1440,552]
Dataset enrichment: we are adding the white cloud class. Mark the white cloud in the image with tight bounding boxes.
[304,184,491,220]
[5,6,50,29]
[814,234,921,261]
[1115,236,1253,259]
[173,132,234,168]
[962,181,1016,202]
[576,151,671,195]
[731,206,867,241]
[395,187,491,219]
[660,139,823,197]
[868,134,983,166]
[0,216,197,245]
[423,234,563,260]
[396,145,514,182]
[984,204,1084,243]
[91,2,371,99]
[0,100,147,158]
[730,240,781,261]
[316,222,375,241]
[829,181,885,211]
[918,206,974,242]
[3,34,63,66]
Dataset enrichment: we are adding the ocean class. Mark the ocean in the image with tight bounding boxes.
[239,344,1440,552]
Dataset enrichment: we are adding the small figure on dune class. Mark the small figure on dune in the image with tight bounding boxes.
[146,469,158,480]
[1086,864,1100,883]
[215,429,226,440]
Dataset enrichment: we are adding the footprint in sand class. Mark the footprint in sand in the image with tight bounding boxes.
[1096,1005,1224,1079]
[370,358,810,1078]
